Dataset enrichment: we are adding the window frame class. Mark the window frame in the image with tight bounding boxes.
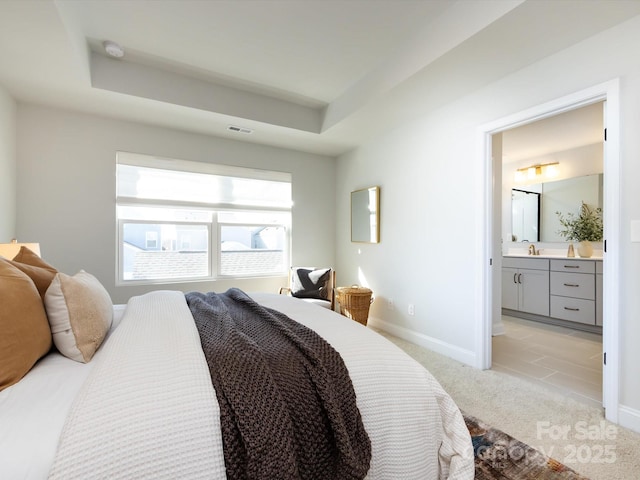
[216,221,290,279]
[117,218,214,286]
[115,152,292,286]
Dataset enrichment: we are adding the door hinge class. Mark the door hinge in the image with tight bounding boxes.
[604,239,607,253]
[604,352,607,365]
[604,128,607,141]
[490,258,493,266]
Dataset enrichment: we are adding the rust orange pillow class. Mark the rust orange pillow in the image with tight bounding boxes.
[0,259,53,391]
[8,246,57,299]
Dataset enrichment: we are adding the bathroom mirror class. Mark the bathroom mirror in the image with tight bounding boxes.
[511,189,540,242]
[351,186,380,243]
[511,173,603,242]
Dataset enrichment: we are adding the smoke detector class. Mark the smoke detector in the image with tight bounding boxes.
[227,125,253,134]
[103,40,124,58]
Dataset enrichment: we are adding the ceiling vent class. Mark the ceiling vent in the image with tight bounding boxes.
[228,125,253,134]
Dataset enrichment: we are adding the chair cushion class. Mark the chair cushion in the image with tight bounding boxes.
[300,297,332,309]
[290,267,332,301]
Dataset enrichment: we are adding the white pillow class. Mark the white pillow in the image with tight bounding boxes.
[44,270,113,363]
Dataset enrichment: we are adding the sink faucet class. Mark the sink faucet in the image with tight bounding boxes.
[528,244,538,256]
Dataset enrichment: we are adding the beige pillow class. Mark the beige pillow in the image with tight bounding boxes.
[44,270,113,363]
[9,246,57,299]
[0,259,53,391]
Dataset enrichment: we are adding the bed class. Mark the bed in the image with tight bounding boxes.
[1,258,474,479]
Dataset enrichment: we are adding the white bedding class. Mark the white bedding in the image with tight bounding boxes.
[0,304,126,480]
[1,292,473,479]
[255,293,474,479]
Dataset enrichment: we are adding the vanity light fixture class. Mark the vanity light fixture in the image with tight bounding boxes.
[514,161,559,182]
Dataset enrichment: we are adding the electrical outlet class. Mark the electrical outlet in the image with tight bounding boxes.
[408,304,415,316]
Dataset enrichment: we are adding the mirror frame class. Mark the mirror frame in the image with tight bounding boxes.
[351,186,380,243]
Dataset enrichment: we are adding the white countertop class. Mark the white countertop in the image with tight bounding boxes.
[503,253,603,260]
[504,246,603,260]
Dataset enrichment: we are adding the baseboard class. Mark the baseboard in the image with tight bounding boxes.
[618,404,640,434]
[368,316,476,367]
[502,309,603,334]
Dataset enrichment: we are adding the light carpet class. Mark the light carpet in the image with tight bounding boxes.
[376,331,640,480]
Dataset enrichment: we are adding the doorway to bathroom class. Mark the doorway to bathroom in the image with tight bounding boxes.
[493,102,604,407]
[477,80,621,422]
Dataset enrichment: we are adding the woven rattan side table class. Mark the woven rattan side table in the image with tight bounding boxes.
[335,286,373,326]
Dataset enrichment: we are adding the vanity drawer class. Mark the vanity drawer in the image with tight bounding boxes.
[503,257,549,271]
[550,295,595,325]
[550,272,595,300]
[550,259,595,274]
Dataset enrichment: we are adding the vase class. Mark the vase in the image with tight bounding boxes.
[577,240,593,258]
[567,243,575,257]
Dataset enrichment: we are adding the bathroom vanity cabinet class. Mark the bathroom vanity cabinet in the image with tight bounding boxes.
[501,257,550,316]
[549,259,596,325]
[502,256,603,331]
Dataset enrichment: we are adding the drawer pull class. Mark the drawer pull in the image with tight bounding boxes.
[514,273,518,284]
[563,283,580,287]
[564,307,580,311]
[563,265,580,269]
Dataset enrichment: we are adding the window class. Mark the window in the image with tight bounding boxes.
[116,152,291,285]
[145,231,159,249]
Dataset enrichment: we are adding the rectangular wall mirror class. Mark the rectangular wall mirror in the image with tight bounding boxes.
[511,173,603,242]
[511,189,540,242]
[351,186,380,243]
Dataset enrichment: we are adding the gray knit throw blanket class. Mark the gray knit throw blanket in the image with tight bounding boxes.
[185,289,371,480]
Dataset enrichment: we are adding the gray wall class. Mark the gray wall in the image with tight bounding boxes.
[336,15,640,426]
[0,86,16,241]
[16,105,336,303]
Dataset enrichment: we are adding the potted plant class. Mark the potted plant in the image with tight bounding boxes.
[556,202,603,258]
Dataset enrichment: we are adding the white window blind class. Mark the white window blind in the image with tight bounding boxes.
[116,152,292,210]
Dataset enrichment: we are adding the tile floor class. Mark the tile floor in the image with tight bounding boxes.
[492,315,603,407]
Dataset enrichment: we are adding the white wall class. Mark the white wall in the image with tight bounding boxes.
[16,105,336,303]
[0,85,16,241]
[336,15,640,428]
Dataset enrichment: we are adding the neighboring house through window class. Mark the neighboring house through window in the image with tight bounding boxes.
[145,231,158,249]
[116,152,292,285]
